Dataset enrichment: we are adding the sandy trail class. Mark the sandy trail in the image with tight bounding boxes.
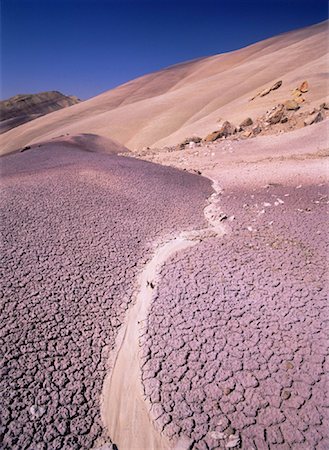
[101,180,225,450]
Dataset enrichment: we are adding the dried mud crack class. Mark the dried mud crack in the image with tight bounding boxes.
[100,180,226,450]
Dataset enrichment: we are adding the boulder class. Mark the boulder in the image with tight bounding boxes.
[285,100,300,110]
[266,104,285,124]
[239,117,253,128]
[204,121,237,141]
[304,111,324,126]
[267,110,284,124]
[218,121,237,138]
[271,80,282,90]
[299,80,309,93]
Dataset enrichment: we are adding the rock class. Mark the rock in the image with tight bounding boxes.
[304,111,324,126]
[285,100,300,110]
[295,96,305,104]
[280,116,288,123]
[299,80,309,93]
[179,136,202,148]
[281,390,291,400]
[239,117,253,128]
[205,121,236,141]
[267,105,285,124]
[260,87,271,97]
[320,102,329,110]
[285,361,294,370]
[205,130,222,142]
[242,130,252,138]
[252,125,262,135]
[219,121,237,138]
[292,88,302,97]
[223,387,232,395]
[271,80,282,90]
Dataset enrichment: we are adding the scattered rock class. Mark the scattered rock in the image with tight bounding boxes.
[271,80,283,90]
[219,121,237,138]
[205,130,222,142]
[295,96,305,104]
[260,87,271,97]
[304,111,324,126]
[292,88,302,98]
[20,145,31,152]
[284,99,300,110]
[285,361,294,370]
[252,125,262,135]
[205,121,236,142]
[259,80,282,97]
[299,80,309,93]
[281,390,291,400]
[320,102,329,110]
[266,104,285,124]
[242,130,252,138]
[239,117,253,128]
[223,387,232,395]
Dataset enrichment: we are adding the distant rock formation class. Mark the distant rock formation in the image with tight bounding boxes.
[0,91,80,133]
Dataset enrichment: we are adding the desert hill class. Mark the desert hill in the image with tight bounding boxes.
[0,91,80,134]
[0,21,327,155]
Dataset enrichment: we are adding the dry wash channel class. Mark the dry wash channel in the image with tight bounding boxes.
[101,179,226,449]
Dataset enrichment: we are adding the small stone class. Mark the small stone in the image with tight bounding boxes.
[281,390,291,400]
[292,88,302,97]
[271,80,282,91]
[280,116,288,123]
[239,117,253,128]
[224,387,233,395]
[285,99,300,110]
[299,80,309,93]
[304,111,324,126]
[320,102,329,110]
[285,361,294,370]
[260,87,271,97]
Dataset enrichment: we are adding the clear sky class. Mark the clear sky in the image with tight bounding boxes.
[1,0,328,100]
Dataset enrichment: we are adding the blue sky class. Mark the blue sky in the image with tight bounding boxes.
[1,0,328,100]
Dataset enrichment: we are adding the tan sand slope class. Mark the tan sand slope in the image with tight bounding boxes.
[1,21,327,155]
[0,91,80,134]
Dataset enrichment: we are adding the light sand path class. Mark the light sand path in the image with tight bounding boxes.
[101,180,225,450]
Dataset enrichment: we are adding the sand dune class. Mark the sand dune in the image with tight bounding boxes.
[1,21,327,155]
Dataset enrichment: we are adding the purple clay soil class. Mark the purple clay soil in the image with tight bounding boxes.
[142,182,329,449]
[0,143,212,450]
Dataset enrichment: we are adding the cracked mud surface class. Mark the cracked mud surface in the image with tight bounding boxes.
[0,144,212,450]
[142,183,329,449]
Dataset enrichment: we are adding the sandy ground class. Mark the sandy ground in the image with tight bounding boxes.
[0,139,212,450]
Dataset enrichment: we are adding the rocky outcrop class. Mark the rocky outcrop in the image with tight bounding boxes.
[0,91,81,133]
